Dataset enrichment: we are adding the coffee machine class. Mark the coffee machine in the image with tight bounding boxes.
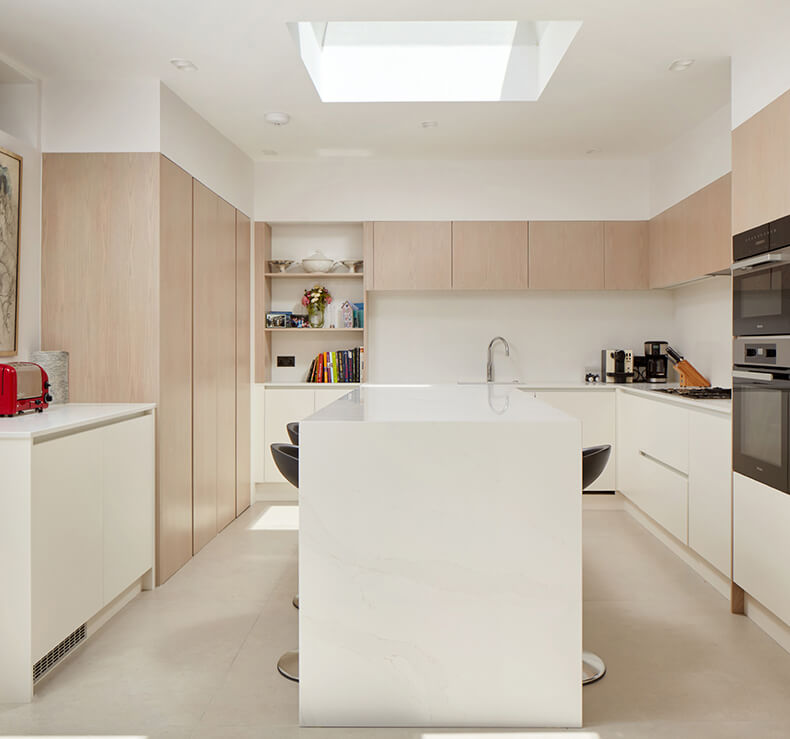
[644,340,669,383]
[601,349,634,383]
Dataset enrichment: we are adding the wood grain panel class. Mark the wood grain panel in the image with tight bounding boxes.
[528,221,604,289]
[362,221,373,382]
[42,153,159,402]
[451,221,528,289]
[157,156,193,584]
[254,222,272,382]
[648,174,731,288]
[732,89,790,235]
[372,221,452,290]
[603,221,648,289]
[193,181,236,549]
[236,211,251,517]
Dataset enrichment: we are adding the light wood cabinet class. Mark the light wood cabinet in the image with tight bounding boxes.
[528,221,604,289]
[372,221,452,290]
[236,212,252,517]
[648,174,731,288]
[158,156,193,583]
[451,221,528,289]
[193,181,237,552]
[42,154,251,583]
[732,88,790,235]
[604,221,648,289]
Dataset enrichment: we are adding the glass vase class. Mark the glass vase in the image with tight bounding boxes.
[308,304,324,328]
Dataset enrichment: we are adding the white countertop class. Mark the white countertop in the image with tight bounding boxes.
[0,403,156,440]
[305,384,577,424]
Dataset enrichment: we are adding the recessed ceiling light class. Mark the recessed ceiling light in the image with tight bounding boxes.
[421,120,439,128]
[261,149,279,156]
[265,112,291,126]
[170,58,198,72]
[669,59,695,72]
[586,148,601,155]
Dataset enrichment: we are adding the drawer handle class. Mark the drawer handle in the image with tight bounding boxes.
[639,449,687,477]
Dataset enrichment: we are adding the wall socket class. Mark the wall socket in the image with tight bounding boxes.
[277,355,296,367]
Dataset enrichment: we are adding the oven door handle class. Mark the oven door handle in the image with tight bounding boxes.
[733,369,775,381]
[732,253,786,273]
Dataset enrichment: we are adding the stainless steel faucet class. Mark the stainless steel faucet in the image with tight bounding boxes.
[486,336,510,383]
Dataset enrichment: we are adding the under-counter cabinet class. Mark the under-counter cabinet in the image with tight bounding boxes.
[0,405,155,703]
[617,391,731,576]
[528,221,605,289]
[534,390,616,490]
[451,221,528,289]
[372,221,452,290]
[258,386,355,483]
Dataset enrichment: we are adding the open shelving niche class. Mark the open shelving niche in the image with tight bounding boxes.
[255,221,372,385]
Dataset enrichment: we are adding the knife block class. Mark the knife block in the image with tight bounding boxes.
[675,359,710,387]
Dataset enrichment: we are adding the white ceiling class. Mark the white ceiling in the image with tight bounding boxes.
[0,0,778,161]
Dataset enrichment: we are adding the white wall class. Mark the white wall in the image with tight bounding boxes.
[160,84,254,216]
[41,79,160,152]
[732,2,790,128]
[649,104,732,217]
[368,290,675,384]
[0,83,40,148]
[671,276,732,388]
[0,104,41,360]
[255,158,651,222]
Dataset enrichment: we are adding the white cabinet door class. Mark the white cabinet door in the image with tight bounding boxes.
[536,391,616,490]
[615,391,642,494]
[32,429,104,661]
[632,451,688,543]
[734,472,790,625]
[314,388,353,411]
[264,389,316,483]
[253,385,266,483]
[101,415,155,605]
[633,393,689,473]
[688,412,732,576]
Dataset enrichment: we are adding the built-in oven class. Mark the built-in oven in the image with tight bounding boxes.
[733,337,790,493]
[733,215,790,336]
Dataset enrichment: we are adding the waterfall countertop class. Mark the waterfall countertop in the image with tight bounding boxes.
[298,384,582,728]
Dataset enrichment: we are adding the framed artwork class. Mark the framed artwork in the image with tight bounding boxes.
[0,146,21,356]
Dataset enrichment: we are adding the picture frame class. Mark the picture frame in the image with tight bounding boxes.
[0,146,21,357]
[266,311,292,328]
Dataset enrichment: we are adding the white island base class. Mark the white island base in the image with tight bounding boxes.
[299,385,582,728]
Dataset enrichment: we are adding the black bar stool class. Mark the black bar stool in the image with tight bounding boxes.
[581,444,611,685]
[286,421,299,445]
[271,442,300,682]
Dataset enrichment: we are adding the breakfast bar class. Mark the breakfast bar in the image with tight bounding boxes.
[298,385,582,728]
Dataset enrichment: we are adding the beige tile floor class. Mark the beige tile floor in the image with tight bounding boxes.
[2,503,790,738]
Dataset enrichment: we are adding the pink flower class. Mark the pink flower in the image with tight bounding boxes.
[326,296,332,304]
[302,295,309,306]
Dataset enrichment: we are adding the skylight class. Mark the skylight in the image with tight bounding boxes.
[289,20,582,103]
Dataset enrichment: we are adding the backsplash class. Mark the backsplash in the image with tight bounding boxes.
[368,289,677,384]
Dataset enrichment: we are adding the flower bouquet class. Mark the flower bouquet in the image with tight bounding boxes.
[302,285,332,328]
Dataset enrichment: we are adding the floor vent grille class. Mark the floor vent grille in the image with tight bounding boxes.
[33,623,86,683]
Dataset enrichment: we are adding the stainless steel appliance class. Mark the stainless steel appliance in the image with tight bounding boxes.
[732,214,790,336]
[732,337,790,493]
[644,340,669,383]
[656,387,731,399]
[601,349,634,383]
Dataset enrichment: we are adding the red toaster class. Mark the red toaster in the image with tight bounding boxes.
[0,363,53,416]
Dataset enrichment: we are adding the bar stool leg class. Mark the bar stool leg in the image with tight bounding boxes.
[277,649,299,682]
[582,651,606,684]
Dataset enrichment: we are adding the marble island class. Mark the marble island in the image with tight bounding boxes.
[299,385,583,728]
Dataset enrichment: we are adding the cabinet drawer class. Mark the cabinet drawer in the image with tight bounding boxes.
[630,451,688,543]
[620,392,688,473]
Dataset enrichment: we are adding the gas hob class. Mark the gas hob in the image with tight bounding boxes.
[655,387,732,400]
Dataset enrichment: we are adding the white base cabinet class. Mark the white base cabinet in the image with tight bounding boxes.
[0,404,155,702]
[256,386,355,484]
[734,472,790,625]
[617,390,731,576]
[535,391,616,490]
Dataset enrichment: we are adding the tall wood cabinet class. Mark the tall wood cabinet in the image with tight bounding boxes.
[42,153,251,583]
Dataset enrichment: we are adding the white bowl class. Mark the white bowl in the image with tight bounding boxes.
[302,251,335,273]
